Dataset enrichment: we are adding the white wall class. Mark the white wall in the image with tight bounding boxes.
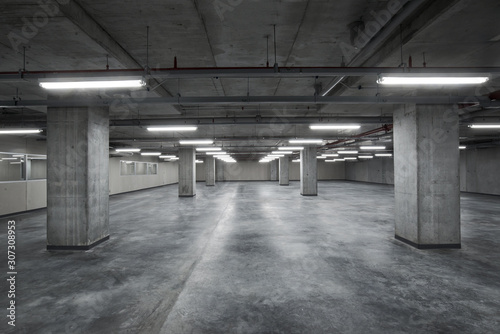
[0,137,47,216]
[345,149,500,196]
[290,161,345,181]
[345,158,395,185]
[219,161,271,181]
[109,157,178,195]
[460,147,500,195]
[196,162,206,181]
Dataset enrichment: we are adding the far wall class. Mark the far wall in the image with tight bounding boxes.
[197,160,345,181]
[345,147,500,196]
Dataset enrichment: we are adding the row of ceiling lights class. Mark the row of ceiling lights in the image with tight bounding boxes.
[35,75,491,91]
[1,124,499,136]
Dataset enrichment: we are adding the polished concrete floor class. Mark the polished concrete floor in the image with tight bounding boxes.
[1,181,500,334]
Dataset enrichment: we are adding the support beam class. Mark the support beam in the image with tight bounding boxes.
[205,156,215,186]
[46,102,109,250]
[323,0,461,97]
[300,147,317,196]
[270,160,278,181]
[56,0,178,112]
[279,157,289,186]
[394,104,460,249]
[2,95,496,108]
[178,148,196,197]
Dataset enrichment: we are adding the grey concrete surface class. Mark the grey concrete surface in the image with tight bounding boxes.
[205,157,215,186]
[300,147,318,196]
[178,148,196,197]
[46,106,109,248]
[278,157,289,186]
[394,104,460,247]
[1,181,499,333]
[270,160,278,181]
[216,160,225,182]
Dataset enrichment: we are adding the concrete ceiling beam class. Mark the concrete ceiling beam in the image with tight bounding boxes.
[1,95,497,108]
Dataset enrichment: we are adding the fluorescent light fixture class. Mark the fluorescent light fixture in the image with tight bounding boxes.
[2,158,17,160]
[159,155,176,159]
[316,156,327,160]
[259,160,270,163]
[206,151,227,155]
[148,126,197,132]
[179,140,213,145]
[10,162,22,165]
[196,147,221,151]
[12,154,25,158]
[377,76,489,85]
[344,157,357,160]
[325,159,336,162]
[459,146,466,150]
[321,154,339,157]
[116,148,141,152]
[338,150,358,154]
[358,155,374,159]
[289,139,323,144]
[468,124,500,129]
[40,79,145,89]
[279,146,304,150]
[272,151,293,154]
[269,154,285,157]
[195,160,204,163]
[292,159,300,162]
[310,124,360,130]
[360,146,386,150]
[375,153,393,157]
[334,159,345,162]
[0,129,42,134]
[141,152,161,156]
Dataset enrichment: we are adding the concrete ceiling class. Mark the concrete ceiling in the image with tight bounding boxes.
[1,0,499,160]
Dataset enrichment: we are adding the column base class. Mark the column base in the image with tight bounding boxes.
[395,235,461,249]
[279,184,290,186]
[301,193,318,196]
[179,194,196,197]
[206,184,215,187]
[47,235,110,251]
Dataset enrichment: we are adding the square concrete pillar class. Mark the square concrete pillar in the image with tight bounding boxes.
[394,104,460,249]
[179,147,196,197]
[279,156,289,186]
[205,156,215,186]
[300,146,317,196]
[47,106,109,250]
[270,160,278,181]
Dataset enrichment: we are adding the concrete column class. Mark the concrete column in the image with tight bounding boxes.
[47,106,109,250]
[300,146,317,196]
[216,159,225,182]
[270,160,278,181]
[279,157,289,186]
[179,148,196,197]
[394,104,460,249]
[205,156,215,186]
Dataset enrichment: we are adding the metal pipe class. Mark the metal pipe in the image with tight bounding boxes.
[0,66,499,81]
[1,95,496,108]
